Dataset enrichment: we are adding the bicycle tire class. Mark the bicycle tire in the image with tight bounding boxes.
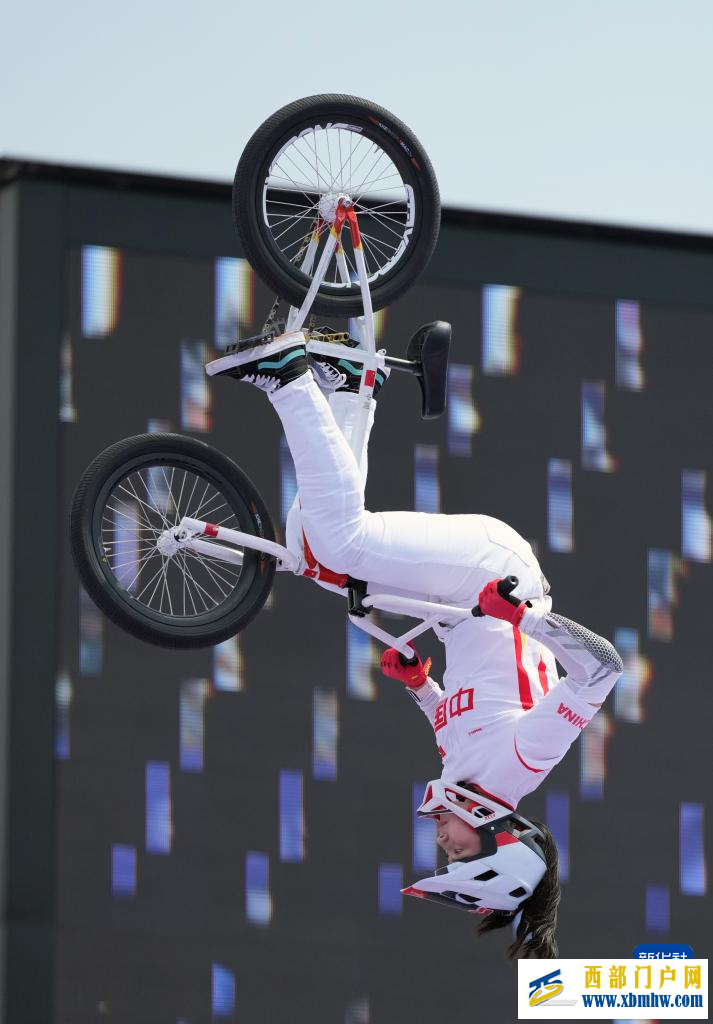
[233,94,440,316]
[70,433,276,649]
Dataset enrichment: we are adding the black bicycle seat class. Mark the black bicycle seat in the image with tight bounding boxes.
[406,321,451,419]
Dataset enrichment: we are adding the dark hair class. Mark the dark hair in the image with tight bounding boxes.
[475,816,561,959]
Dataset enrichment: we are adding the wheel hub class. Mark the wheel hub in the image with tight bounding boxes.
[157,530,181,557]
[317,192,351,224]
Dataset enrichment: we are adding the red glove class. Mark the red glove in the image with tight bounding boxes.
[477,578,526,627]
[381,643,432,689]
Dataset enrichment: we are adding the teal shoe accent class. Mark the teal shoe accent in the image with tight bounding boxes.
[257,347,306,371]
[335,358,385,389]
[337,358,364,376]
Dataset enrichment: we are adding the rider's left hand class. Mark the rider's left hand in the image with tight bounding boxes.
[381,643,432,689]
[477,578,527,627]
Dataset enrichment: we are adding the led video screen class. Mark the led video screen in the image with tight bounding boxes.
[54,242,711,1023]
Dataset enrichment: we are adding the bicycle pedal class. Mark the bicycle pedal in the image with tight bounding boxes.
[307,331,352,344]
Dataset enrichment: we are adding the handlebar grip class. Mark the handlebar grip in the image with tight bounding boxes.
[398,651,419,667]
[472,575,520,617]
[498,575,520,600]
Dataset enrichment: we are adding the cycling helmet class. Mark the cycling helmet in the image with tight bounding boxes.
[401,780,547,914]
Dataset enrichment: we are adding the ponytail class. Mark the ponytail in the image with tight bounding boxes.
[476,816,561,959]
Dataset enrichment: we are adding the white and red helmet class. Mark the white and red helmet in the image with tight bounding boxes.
[402,780,547,914]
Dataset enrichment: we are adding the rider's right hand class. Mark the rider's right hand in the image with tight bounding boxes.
[381,643,432,689]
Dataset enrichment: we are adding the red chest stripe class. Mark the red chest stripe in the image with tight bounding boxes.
[513,627,534,710]
[537,655,550,695]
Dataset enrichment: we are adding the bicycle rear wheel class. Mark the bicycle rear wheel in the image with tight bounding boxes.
[70,433,276,649]
[233,94,440,316]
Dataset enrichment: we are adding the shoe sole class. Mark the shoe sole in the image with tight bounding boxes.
[206,331,306,377]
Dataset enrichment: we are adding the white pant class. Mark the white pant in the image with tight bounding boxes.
[272,373,548,607]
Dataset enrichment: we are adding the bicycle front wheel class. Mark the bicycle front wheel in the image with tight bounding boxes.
[233,94,440,316]
[70,433,276,649]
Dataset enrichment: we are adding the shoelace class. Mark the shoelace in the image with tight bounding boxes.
[242,372,281,393]
[312,361,347,389]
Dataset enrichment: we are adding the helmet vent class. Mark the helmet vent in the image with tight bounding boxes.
[443,890,479,904]
[509,886,527,898]
[474,869,498,882]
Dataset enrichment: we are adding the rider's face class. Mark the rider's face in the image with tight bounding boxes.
[435,812,482,862]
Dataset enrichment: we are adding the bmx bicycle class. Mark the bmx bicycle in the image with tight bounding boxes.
[71,95,517,653]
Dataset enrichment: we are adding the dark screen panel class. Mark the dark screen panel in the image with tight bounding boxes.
[54,239,712,1024]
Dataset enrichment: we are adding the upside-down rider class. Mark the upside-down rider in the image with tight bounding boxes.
[210,328,623,959]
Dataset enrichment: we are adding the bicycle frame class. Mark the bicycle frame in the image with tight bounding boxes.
[177,516,475,656]
[187,200,466,655]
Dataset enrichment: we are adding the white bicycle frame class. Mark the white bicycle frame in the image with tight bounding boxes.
[176,201,475,655]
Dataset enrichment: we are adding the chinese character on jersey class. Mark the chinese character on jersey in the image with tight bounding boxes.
[433,687,475,733]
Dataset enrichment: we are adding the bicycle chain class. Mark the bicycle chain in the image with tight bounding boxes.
[261,228,314,334]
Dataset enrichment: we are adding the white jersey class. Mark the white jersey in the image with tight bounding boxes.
[408,609,621,810]
[267,376,622,805]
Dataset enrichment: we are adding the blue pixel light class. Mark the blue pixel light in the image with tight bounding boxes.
[112,844,137,898]
[547,459,573,553]
[212,963,235,1017]
[414,444,439,514]
[447,363,479,457]
[245,852,272,926]
[645,884,669,933]
[546,792,569,882]
[180,680,209,773]
[482,284,520,375]
[181,340,211,432]
[681,470,711,562]
[378,863,403,917]
[145,761,172,855]
[55,672,72,761]
[412,782,436,873]
[679,803,706,896]
[313,689,338,781]
[346,619,375,700]
[279,770,304,863]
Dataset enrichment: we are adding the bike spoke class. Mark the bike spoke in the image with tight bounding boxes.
[262,124,414,288]
[100,460,247,621]
[185,552,231,598]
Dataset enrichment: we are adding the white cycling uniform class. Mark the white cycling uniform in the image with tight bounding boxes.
[407,603,621,809]
[274,372,548,604]
[271,372,621,809]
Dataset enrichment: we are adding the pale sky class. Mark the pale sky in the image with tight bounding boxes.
[2,0,712,234]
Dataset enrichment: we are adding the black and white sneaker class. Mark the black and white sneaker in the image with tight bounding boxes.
[308,338,389,395]
[206,331,309,393]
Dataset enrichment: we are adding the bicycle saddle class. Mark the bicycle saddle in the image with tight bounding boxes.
[407,321,451,419]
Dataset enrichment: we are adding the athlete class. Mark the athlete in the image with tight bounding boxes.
[213,329,623,959]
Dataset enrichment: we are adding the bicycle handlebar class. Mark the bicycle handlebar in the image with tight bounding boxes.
[397,650,419,667]
[471,575,520,617]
